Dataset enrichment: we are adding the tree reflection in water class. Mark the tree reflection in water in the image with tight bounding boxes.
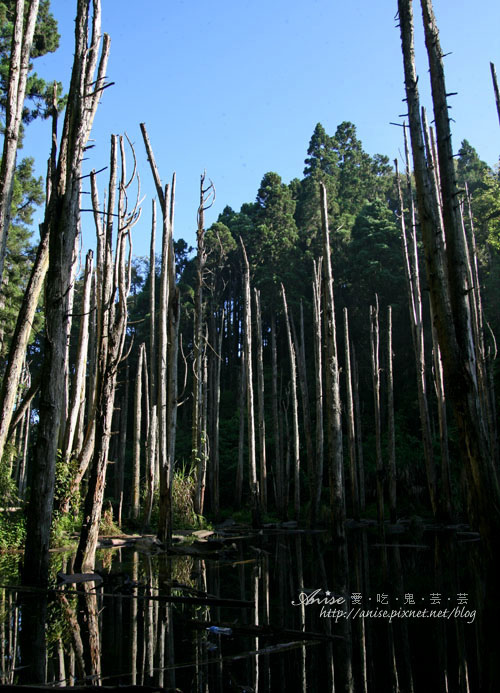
[1,527,497,691]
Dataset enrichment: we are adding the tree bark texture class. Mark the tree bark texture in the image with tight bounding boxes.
[75,133,140,573]
[319,182,345,539]
[281,284,300,519]
[0,0,40,284]
[23,0,110,586]
[398,0,500,548]
[241,239,260,526]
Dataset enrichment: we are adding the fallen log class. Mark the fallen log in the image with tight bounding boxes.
[189,619,343,642]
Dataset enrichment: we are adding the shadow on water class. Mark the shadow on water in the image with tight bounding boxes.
[1,524,498,691]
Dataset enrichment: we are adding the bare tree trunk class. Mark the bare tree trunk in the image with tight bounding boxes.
[143,202,158,527]
[192,174,214,516]
[431,313,453,519]
[254,289,267,513]
[270,312,283,517]
[352,346,365,512]
[293,301,314,511]
[399,0,500,548]
[131,345,145,522]
[140,124,179,544]
[395,133,438,517]
[344,307,360,521]
[319,182,345,540]
[115,363,129,527]
[370,298,385,530]
[24,0,110,586]
[311,260,324,525]
[0,231,48,465]
[209,309,223,519]
[281,284,301,519]
[0,0,40,284]
[241,239,260,527]
[236,348,245,508]
[281,284,300,520]
[386,306,397,523]
[75,134,139,573]
[491,62,500,128]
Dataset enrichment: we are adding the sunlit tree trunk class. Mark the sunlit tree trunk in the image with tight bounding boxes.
[344,307,360,521]
[319,182,345,540]
[386,306,397,523]
[399,0,500,547]
[281,284,301,519]
[254,288,267,513]
[75,134,139,573]
[311,260,324,525]
[0,0,40,284]
[24,0,110,586]
[241,239,260,526]
[370,298,385,531]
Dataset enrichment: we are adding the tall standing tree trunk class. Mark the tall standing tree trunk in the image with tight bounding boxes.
[399,0,500,549]
[370,298,385,531]
[235,348,245,508]
[386,306,397,523]
[281,284,300,519]
[75,134,140,573]
[23,0,110,587]
[64,251,93,463]
[0,0,40,285]
[344,307,360,521]
[143,202,158,527]
[311,260,324,525]
[140,124,179,545]
[491,62,500,128]
[254,289,267,513]
[395,133,438,517]
[293,302,314,510]
[0,83,59,470]
[131,345,145,522]
[319,182,345,540]
[270,312,283,517]
[352,346,366,512]
[240,239,260,527]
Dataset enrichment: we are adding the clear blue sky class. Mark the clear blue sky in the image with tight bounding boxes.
[22,0,500,257]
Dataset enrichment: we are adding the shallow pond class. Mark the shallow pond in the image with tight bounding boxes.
[0,523,496,691]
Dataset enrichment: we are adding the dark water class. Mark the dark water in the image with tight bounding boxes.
[0,524,496,691]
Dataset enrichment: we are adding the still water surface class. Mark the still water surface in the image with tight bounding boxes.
[0,523,494,691]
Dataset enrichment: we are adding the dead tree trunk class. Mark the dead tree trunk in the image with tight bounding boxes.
[140,124,179,544]
[344,307,360,521]
[63,251,94,464]
[491,62,500,128]
[236,348,246,508]
[319,182,345,540]
[74,134,140,573]
[281,284,300,519]
[0,0,40,284]
[395,140,438,517]
[148,199,159,491]
[131,344,146,522]
[241,239,260,527]
[293,302,314,511]
[311,260,324,525]
[23,0,110,586]
[270,311,284,517]
[0,84,60,469]
[386,306,397,523]
[370,298,385,530]
[398,0,500,547]
[352,346,366,512]
[192,174,215,518]
[254,288,267,513]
